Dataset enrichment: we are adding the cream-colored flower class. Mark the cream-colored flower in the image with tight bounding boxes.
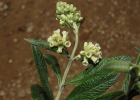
[64,41,71,47]
[75,42,102,66]
[56,2,83,28]
[82,57,89,66]
[47,29,71,53]
[57,46,63,53]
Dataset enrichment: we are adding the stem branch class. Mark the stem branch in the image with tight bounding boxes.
[55,25,79,100]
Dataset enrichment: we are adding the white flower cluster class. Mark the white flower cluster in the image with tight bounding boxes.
[56,2,83,28]
[47,29,71,53]
[75,42,102,66]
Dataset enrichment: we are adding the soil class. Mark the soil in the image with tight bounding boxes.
[0,0,140,100]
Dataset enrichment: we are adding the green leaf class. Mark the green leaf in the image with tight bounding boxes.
[135,47,140,65]
[43,54,62,84]
[136,54,140,66]
[135,47,140,52]
[32,45,54,100]
[66,70,115,85]
[101,60,132,72]
[25,38,68,56]
[127,88,140,100]
[66,56,134,85]
[93,91,125,100]
[65,74,120,100]
[121,73,130,93]
[31,84,50,100]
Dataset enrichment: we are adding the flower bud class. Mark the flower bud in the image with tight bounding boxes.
[82,57,88,66]
[75,42,102,66]
[56,2,83,29]
[57,46,63,53]
[64,41,71,47]
[47,29,71,53]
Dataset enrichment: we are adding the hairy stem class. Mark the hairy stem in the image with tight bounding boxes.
[125,71,135,100]
[55,25,79,100]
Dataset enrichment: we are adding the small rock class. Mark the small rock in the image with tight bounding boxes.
[114,1,118,5]
[98,3,103,6]
[17,84,21,88]
[21,5,25,9]
[25,58,33,64]
[26,88,31,94]
[8,59,13,63]
[18,90,26,98]
[26,23,34,33]
[13,38,18,43]
[0,90,6,96]
[83,29,90,34]
[3,4,8,10]
[0,2,8,11]
[46,12,50,16]
[39,10,43,14]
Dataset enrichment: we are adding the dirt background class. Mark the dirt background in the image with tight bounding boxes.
[0,0,140,100]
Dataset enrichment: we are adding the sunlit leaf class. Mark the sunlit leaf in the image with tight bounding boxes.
[65,74,120,100]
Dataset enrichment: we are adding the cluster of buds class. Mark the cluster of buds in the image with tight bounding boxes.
[47,29,71,53]
[56,2,83,28]
[75,42,102,66]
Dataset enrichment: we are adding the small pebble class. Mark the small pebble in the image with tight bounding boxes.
[25,58,33,64]
[83,29,90,34]
[0,90,6,96]
[8,59,13,63]
[13,38,18,43]
[21,5,25,9]
[26,23,34,33]
[0,2,8,11]
[18,90,26,98]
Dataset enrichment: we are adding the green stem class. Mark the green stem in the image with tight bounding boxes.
[55,25,79,100]
[125,70,136,100]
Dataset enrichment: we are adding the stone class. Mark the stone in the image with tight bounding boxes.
[18,90,26,98]
[13,38,18,43]
[8,59,13,63]
[0,90,6,96]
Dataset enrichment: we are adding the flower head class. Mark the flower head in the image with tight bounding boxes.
[47,29,71,53]
[56,2,83,28]
[75,42,102,66]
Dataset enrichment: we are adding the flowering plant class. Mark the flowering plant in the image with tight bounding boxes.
[25,2,140,100]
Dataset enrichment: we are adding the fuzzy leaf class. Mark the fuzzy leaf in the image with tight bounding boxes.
[66,70,115,85]
[93,91,125,100]
[136,54,140,66]
[31,84,50,100]
[127,88,140,100]
[135,47,140,52]
[66,56,134,85]
[43,54,62,84]
[121,73,130,93]
[101,60,132,72]
[65,74,120,100]
[135,47,140,65]
[32,45,54,100]
[25,38,68,56]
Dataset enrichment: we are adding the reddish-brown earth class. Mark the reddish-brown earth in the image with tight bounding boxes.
[0,0,140,100]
